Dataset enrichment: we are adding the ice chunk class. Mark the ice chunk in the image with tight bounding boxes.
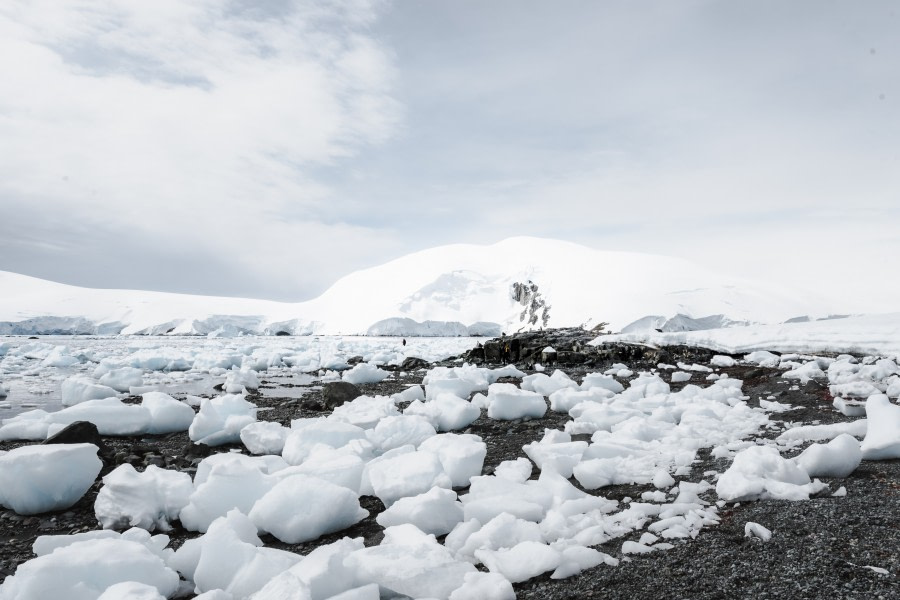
[486,383,547,420]
[95,464,193,532]
[0,537,179,600]
[744,521,773,541]
[97,581,165,600]
[330,395,399,429]
[282,420,367,465]
[376,487,463,536]
[181,511,301,598]
[224,368,260,394]
[0,410,52,441]
[366,415,436,453]
[475,541,561,583]
[189,394,257,446]
[860,394,900,460]
[0,444,102,515]
[99,367,145,393]
[418,433,487,488]
[448,572,515,600]
[61,375,118,406]
[47,398,151,436]
[404,393,480,432]
[452,513,543,563]
[180,457,275,533]
[579,373,625,394]
[710,355,736,368]
[249,537,363,600]
[716,445,826,502]
[550,544,617,579]
[671,371,691,383]
[520,371,578,396]
[249,475,367,543]
[142,392,195,434]
[522,431,587,478]
[652,470,676,490]
[793,433,861,478]
[367,450,452,507]
[344,524,476,599]
[241,421,290,455]
[493,458,532,483]
[743,351,779,367]
[342,363,389,385]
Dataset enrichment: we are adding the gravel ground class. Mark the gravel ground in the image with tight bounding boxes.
[1,340,897,599]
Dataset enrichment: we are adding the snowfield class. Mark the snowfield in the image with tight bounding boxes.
[0,237,838,337]
[0,329,898,599]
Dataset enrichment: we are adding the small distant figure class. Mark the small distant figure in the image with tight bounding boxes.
[402,338,406,346]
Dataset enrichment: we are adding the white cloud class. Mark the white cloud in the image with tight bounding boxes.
[0,0,400,298]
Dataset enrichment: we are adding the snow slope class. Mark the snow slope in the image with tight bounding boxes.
[593,313,900,357]
[0,237,834,336]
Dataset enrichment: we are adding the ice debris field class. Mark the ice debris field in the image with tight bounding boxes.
[1,334,899,599]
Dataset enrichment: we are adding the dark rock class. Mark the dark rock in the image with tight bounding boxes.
[183,442,215,460]
[347,355,365,365]
[42,421,107,453]
[399,357,431,371]
[322,381,362,408]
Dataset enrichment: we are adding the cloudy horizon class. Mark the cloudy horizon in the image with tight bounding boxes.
[1,0,898,313]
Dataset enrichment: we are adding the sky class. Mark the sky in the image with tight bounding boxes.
[1,0,898,312]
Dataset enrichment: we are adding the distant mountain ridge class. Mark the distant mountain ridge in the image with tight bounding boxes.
[0,237,834,336]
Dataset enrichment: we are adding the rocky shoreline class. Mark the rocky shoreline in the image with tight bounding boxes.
[1,332,898,599]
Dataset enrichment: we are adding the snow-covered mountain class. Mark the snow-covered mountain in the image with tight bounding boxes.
[0,237,835,336]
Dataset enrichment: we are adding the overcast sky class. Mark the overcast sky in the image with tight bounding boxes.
[1,1,898,312]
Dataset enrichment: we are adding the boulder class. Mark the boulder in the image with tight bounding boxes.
[322,381,363,409]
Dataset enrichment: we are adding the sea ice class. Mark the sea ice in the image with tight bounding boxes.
[0,443,102,515]
[61,375,118,407]
[99,367,145,393]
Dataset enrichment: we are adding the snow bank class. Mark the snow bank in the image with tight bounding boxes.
[61,375,118,407]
